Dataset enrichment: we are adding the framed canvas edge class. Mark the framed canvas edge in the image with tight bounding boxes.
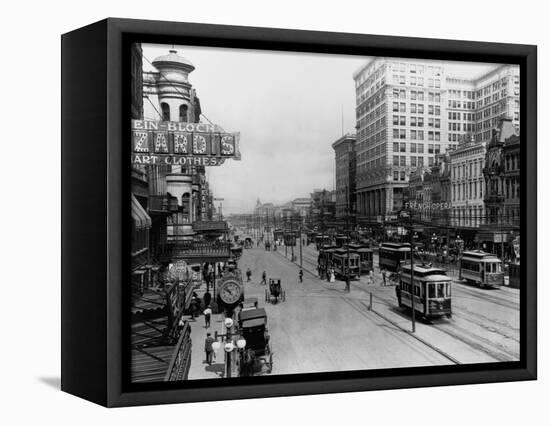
[100,18,537,407]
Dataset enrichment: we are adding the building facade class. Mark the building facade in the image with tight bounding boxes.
[449,137,486,228]
[332,134,357,218]
[353,59,519,220]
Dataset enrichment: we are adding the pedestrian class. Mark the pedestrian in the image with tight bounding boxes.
[203,291,212,310]
[246,267,252,282]
[261,270,267,285]
[330,268,335,283]
[368,269,374,285]
[299,269,303,283]
[203,305,212,328]
[382,268,387,286]
[204,333,215,365]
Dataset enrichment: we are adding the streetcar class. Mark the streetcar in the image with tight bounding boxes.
[334,234,351,248]
[396,263,452,319]
[273,228,284,243]
[317,245,339,278]
[315,235,332,250]
[378,242,411,272]
[347,243,373,274]
[459,250,504,288]
[332,249,361,280]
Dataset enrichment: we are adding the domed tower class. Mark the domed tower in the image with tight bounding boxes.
[152,49,196,122]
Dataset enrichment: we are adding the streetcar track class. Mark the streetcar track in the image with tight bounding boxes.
[277,248,519,363]
[340,296,461,365]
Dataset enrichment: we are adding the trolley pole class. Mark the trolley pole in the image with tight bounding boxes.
[409,209,416,333]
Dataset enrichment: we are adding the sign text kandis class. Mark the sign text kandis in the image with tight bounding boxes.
[131,120,241,166]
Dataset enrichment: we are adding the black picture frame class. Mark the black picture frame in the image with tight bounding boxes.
[61,18,537,407]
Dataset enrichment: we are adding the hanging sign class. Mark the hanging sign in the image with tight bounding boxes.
[131,120,241,166]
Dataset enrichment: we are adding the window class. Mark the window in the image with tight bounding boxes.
[428,118,434,128]
[400,103,406,112]
[399,116,406,126]
[428,157,434,166]
[161,102,170,121]
[418,157,424,167]
[400,156,406,166]
[428,132,434,141]
[411,157,417,167]
[418,130,424,140]
[418,144,424,153]
[418,117,424,127]
[428,144,434,153]
[400,171,406,181]
[393,129,399,139]
[393,155,399,166]
[418,91,424,101]
[410,117,417,127]
[393,115,399,125]
[411,130,417,140]
[435,144,440,154]
[411,91,417,100]
[392,102,399,112]
[435,132,440,141]
[394,171,399,181]
[428,105,434,115]
[411,103,417,113]
[179,104,188,122]
[400,142,406,152]
[410,142,417,152]
[399,129,406,139]
[435,119,440,128]
[418,104,424,114]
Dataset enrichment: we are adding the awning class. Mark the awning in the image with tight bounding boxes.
[132,194,152,229]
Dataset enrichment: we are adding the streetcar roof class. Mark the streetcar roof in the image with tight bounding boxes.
[462,250,501,260]
[333,251,360,258]
[401,263,449,277]
[380,242,411,249]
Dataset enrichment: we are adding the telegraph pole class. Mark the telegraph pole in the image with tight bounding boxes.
[409,207,416,333]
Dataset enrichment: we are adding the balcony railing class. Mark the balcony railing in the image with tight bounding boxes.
[164,321,192,382]
[192,220,228,232]
[159,240,232,261]
[149,195,179,214]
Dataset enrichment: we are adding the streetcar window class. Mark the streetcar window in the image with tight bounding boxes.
[428,284,436,298]
[437,283,445,298]
[446,283,451,297]
[496,263,502,273]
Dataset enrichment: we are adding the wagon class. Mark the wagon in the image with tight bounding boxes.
[238,308,273,376]
[265,278,285,303]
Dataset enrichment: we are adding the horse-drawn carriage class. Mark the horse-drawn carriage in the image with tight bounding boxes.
[238,308,273,376]
[265,278,285,303]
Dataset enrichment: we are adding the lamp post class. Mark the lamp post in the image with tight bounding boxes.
[213,317,247,378]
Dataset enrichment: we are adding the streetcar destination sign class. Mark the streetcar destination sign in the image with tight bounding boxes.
[131,119,241,166]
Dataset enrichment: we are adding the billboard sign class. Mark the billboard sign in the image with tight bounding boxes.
[131,120,241,166]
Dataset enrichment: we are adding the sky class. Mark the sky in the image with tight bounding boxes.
[142,44,499,214]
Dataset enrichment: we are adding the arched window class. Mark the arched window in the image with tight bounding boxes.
[179,104,188,122]
[161,103,170,121]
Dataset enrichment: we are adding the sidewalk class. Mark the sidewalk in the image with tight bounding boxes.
[186,311,227,380]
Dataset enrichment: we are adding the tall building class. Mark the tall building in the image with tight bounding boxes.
[332,134,357,219]
[353,59,519,221]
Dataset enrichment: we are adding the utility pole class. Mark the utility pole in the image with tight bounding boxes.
[345,186,350,293]
[299,220,303,268]
[409,207,416,333]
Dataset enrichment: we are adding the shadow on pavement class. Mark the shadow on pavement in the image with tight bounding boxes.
[205,363,225,377]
